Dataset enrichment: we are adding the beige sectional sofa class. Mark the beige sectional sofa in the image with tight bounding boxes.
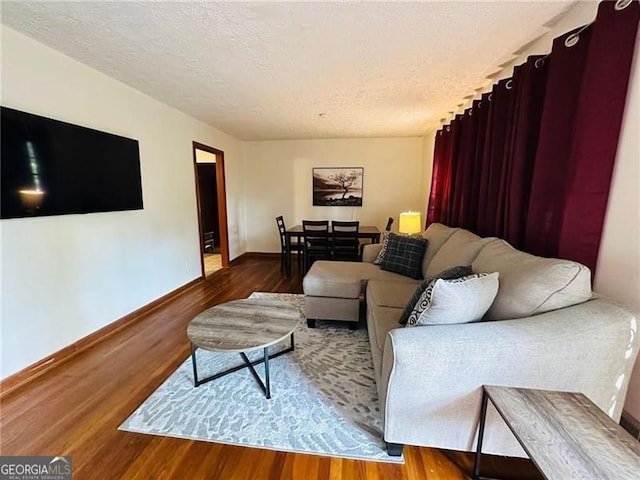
[302,223,639,457]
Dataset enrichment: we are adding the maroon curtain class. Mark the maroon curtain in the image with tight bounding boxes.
[523,27,594,258]
[426,0,639,274]
[525,0,640,271]
[476,79,515,237]
[428,64,547,238]
[502,57,548,248]
[558,1,640,268]
[426,127,449,224]
[448,113,466,225]
[442,116,463,225]
[427,123,459,225]
[466,95,491,233]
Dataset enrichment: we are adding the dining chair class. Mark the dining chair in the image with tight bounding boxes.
[276,216,302,275]
[302,220,332,271]
[331,221,360,262]
[202,231,215,253]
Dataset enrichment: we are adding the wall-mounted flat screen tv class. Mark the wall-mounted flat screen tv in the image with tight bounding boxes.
[1,107,143,219]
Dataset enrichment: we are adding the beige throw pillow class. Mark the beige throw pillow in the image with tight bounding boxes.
[425,230,496,278]
[420,223,459,277]
[406,272,499,326]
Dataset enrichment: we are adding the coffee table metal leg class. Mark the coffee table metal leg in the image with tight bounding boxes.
[191,343,199,387]
[191,333,295,396]
[240,351,271,399]
[264,347,271,399]
[473,389,490,480]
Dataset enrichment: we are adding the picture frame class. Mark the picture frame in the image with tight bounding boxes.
[312,167,363,207]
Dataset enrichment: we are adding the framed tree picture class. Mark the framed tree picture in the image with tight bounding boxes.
[312,167,363,207]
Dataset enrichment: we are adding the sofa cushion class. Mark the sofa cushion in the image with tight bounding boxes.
[472,240,592,320]
[380,233,427,279]
[425,229,496,278]
[303,261,375,299]
[399,265,474,325]
[362,243,383,263]
[366,303,403,376]
[406,273,499,326]
[367,266,422,285]
[421,223,459,277]
[367,279,417,309]
[303,260,418,300]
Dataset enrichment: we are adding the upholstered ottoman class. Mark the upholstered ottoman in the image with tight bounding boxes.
[302,261,363,328]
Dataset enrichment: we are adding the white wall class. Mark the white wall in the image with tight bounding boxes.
[0,26,246,378]
[243,137,425,252]
[423,1,640,419]
[595,27,640,421]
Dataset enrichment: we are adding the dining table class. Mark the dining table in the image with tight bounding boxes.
[284,224,382,275]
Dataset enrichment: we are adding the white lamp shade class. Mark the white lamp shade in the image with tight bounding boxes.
[398,211,422,234]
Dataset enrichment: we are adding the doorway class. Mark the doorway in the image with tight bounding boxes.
[193,142,230,278]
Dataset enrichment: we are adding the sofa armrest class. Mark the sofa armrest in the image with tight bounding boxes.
[378,298,638,454]
[362,244,382,263]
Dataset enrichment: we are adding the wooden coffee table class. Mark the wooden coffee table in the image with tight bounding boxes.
[187,298,299,399]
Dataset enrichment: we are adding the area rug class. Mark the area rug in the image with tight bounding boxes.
[119,292,402,463]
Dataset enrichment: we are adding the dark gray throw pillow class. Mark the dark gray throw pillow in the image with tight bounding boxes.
[399,265,473,325]
[379,233,428,280]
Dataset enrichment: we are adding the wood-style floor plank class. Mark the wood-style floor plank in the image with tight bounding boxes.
[0,254,538,479]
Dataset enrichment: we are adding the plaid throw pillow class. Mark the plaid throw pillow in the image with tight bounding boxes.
[399,265,473,325]
[379,233,427,279]
[374,231,423,265]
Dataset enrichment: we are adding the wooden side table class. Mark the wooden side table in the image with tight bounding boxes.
[474,385,640,480]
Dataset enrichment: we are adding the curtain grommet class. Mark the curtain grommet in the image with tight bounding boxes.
[615,0,632,11]
[534,58,545,69]
[565,34,579,47]
[506,79,513,90]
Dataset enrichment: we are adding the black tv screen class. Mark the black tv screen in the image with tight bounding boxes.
[1,107,143,219]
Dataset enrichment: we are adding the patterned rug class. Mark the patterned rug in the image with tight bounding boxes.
[119,292,402,463]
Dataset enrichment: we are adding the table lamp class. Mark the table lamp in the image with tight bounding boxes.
[398,211,422,234]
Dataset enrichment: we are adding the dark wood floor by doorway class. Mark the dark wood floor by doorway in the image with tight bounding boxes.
[0,255,542,480]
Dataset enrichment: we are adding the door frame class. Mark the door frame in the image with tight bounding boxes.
[192,141,230,278]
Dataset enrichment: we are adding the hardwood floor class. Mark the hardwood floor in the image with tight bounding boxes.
[0,255,538,480]
[203,253,223,277]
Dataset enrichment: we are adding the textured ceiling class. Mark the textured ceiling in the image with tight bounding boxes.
[1,1,576,141]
